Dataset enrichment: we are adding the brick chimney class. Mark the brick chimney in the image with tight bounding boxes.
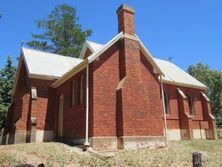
[116,4,135,35]
[116,4,165,145]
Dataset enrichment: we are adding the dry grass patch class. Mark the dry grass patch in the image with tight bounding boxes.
[0,140,222,167]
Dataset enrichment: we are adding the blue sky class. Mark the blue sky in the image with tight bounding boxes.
[0,1,221,71]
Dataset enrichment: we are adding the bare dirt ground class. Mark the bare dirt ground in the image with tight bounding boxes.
[0,140,221,167]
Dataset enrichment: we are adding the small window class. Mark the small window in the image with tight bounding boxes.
[187,94,194,115]
[70,74,85,108]
[164,91,170,114]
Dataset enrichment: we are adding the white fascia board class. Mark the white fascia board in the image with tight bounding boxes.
[21,47,32,77]
[87,32,123,63]
[135,34,164,75]
[12,50,23,96]
[29,74,59,81]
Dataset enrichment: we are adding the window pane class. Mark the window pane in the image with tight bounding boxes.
[187,94,194,115]
[164,91,169,114]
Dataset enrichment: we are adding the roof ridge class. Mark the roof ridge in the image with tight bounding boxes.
[86,40,103,46]
[22,47,82,60]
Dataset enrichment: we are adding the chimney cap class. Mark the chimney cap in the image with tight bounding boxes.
[116,4,135,14]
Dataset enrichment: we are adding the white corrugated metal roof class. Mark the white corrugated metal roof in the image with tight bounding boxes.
[21,38,207,90]
[87,40,103,52]
[79,40,103,59]
[154,58,207,89]
[22,47,83,78]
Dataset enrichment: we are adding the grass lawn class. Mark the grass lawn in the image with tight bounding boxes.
[0,140,221,167]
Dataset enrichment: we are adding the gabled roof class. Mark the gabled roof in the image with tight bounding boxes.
[79,38,207,90]
[51,32,124,87]
[79,40,103,59]
[51,32,164,88]
[22,47,83,79]
[16,34,207,91]
[87,32,123,63]
[87,41,103,52]
[154,58,207,90]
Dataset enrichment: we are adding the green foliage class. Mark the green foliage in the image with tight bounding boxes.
[217,119,222,128]
[0,56,16,129]
[187,63,222,120]
[27,4,92,57]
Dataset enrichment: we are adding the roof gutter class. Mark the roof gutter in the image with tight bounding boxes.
[162,79,208,91]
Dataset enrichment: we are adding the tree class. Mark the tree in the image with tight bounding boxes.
[0,56,16,128]
[187,63,222,120]
[27,4,92,57]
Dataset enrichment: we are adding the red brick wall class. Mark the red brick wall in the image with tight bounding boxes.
[164,84,180,129]
[90,38,164,137]
[89,42,120,137]
[6,59,56,134]
[30,79,55,130]
[164,83,207,130]
[56,70,86,139]
[117,7,135,35]
[7,60,31,131]
[139,50,164,136]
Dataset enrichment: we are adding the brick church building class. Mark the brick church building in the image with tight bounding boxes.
[2,4,217,149]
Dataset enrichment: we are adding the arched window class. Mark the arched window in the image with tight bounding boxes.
[187,94,194,115]
[164,91,170,114]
